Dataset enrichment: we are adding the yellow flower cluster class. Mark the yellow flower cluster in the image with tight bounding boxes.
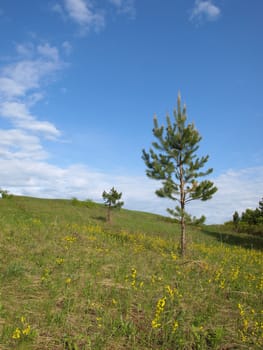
[41,268,50,282]
[152,296,166,328]
[63,235,77,251]
[151,281,182,334]
[131,268,137,288]
[237,303,263,345]
[230,266,240,280]
[12,328,21,339]
[165,285,182,299]
[12,316,31,340]
[56,257,64,265]
[63,235,76,243]
[126,267,143,289]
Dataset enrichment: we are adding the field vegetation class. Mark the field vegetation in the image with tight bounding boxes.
[0,196,262,349]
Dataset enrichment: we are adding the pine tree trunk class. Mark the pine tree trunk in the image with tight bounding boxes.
[180,214,186,257]
[107,207,111,223]
[179,160,186,256]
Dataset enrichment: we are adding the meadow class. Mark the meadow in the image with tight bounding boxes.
[0,196,262,349]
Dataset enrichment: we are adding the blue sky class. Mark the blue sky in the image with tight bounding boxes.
[0,0,262,223]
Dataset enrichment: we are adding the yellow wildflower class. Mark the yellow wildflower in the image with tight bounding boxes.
[151,296,166,329]
[243,319,248,331]
[56,258,64,265]
[151,319,161,328]
[12,328,21,339]
[238,303,245,317]
[157,296,166,309]
[131,268,136,279]
[219,279,225,289]
[22,325,31,336]
[173,320,179,333]
[165,285,174,299]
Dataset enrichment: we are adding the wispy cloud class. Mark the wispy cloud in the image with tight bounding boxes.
[189,167,263,223]
[109,0,136,18]
[52,0,136,34]
[0,43,63,99]
[37,43,59,61]
[0,41,66,159]
[53,0,105,33]
[0,101,60,138]
[0,129,48,161]
[0,157,167,210]
[190,0,221,22]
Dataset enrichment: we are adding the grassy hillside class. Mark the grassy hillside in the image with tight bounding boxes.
[0,196,262,349]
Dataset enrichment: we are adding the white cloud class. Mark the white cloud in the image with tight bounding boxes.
[2,61,41,96]
[27,92,45,106]
[0,129,48,160]
[52,0,136,33]
[0,77,25,98]
[62,0,105,32]
[0,41,65,180]
[65,0,93,24]
[0,157,165,209]
[0,95,60,139]
[0,42,64,140]
[0,53,63,99]
[190,0,221,22]
[189,167,263,223]
[37,43,59,62]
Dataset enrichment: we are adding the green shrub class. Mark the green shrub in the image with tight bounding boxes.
[0,189,13,199]
[71,197,97,208]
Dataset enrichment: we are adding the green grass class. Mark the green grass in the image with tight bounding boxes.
[0,196,262,349]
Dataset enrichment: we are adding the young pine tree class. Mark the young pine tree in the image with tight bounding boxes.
[102,187,124,223]
[259,197,263,214]
[233,211,240,230]
[142,93,217,256]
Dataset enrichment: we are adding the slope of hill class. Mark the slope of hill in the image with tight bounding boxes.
[0,196,262,349]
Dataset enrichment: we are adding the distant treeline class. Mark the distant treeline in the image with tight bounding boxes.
[225,197,263,236]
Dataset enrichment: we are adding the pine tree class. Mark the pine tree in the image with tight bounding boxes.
[233,211,240,230]
[142,93,217,256]
[259,197,263,214]
[102,187,124,223]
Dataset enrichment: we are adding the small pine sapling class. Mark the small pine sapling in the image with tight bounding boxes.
[102,187,124,223]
